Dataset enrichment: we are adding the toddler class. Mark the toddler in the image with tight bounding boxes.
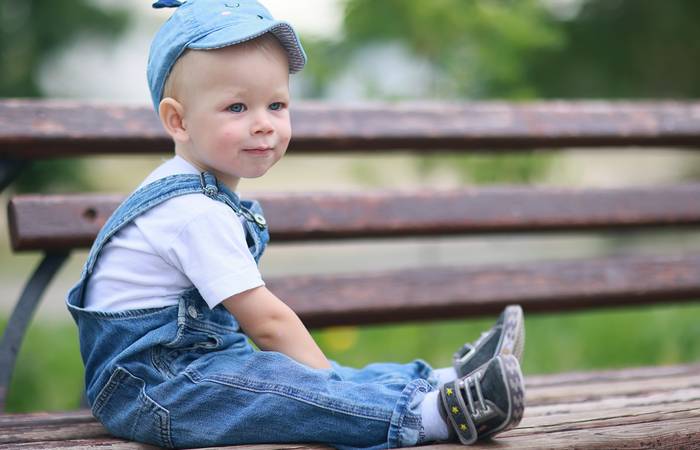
[66,1,526,448]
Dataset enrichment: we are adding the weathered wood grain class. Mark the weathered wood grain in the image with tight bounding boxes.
[2,363,699,449]
[8,185,700,251]
[0,441,332,450]
[9,188,700,325]
[524,361,700,388]
[467,417,700,449]
[525,388,700,417]
[265,253,700,326]
[0,438,159,449]
[2,100,700,158]
[0,420,109,445]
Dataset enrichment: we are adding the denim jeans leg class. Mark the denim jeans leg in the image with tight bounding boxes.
[331,359,439,389]
[146,350,432,449]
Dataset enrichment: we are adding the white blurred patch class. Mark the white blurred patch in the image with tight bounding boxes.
[38,0,333,102]
[263,0,344,39]
[326,42,441,101]
[540,0,586,21]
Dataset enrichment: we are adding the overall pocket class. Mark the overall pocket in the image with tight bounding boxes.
[92,367,173,448]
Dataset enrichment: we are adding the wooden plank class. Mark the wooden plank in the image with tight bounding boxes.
[465,416,700,449]
[8,185,700,251]
[525,373,700,406]
[0,410,94,426]
[0,420,108,445]
[267,254,700,327]
[0,440,330,449]
[7,195,700,324]
[0,438,159,449]
[519,398,700,430]
[524,361,700,388]
[5,394,696,444]
[525,388,700,417]
[3,406,698,449]
[2,363,699,448]
[2,100,700,158]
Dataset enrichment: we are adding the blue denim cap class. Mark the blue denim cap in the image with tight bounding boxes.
[147,0,307,112]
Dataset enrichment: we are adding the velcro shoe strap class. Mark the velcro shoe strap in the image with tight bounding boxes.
[440,380,477,445]
[453,344,474,374]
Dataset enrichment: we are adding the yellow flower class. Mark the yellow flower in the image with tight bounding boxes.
[446,388,453,396]
[451,406,460,414]
[460,424,468,431]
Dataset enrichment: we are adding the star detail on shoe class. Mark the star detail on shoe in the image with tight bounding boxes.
[451,406,460,414]
[446,387,453,396]
[460,424,468,431]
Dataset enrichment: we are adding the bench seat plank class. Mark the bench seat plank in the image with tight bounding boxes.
[9,185,700,251]
[0,440,328,449]
[468,416,700,449]
[1,363,697,449]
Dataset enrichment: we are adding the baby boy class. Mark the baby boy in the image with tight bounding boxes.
[66,1,526,448]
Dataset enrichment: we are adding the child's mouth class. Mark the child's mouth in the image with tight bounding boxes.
[243,147,272,155]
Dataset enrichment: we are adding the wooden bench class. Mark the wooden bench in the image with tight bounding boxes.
[1,99,700,448]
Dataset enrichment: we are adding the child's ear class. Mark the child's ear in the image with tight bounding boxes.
[159,97,189,143]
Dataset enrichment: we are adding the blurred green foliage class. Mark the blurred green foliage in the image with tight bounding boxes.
[11,159,93,193]
[4,302,700,412]
[0,0,129,97]
[1,0,130,192]
[303,0,700,184]
[526,0,700,99]
[305,0,564,184]
[418,152,553,184]
[305,0,564,99]
[306,0,700,100]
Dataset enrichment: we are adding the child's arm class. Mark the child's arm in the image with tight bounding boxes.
[222,286,332,369]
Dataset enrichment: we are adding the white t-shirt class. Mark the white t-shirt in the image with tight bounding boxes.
[83,156,264,312]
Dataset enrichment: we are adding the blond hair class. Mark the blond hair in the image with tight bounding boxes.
[162,33,287,101]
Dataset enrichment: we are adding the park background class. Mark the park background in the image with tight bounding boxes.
[1,0,700,412]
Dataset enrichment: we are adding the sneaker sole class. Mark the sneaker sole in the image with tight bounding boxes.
[497,305,525,362]
[481,354,526,439]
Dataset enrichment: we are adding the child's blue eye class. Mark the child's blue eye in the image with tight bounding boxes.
[270,102,284,111]
[228,103,246,113]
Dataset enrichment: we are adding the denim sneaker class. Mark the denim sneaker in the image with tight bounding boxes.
[439,354,525,445]
[453,305,524,377]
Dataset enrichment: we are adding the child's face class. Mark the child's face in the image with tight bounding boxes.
[174,42,291,189]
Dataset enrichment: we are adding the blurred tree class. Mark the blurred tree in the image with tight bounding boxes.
[305,0,564,100]
[303,0,565,184]
[302,0,700,184]
[0,0,130,192]
[526,0,700,99]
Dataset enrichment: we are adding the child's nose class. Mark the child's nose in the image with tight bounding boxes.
[251,111,274,135]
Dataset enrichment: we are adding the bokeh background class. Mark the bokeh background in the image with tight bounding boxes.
[1,0,700,412]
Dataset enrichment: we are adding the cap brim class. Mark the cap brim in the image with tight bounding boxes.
[187,20,306,73]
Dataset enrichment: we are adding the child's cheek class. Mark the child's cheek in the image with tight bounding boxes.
[218,128,239,149]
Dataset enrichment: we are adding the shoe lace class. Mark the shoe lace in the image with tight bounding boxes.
[460,372,488,418]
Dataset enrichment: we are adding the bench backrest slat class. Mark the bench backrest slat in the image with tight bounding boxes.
[271,253,700,327]
[8,184,700,251]
[2,100,700,158]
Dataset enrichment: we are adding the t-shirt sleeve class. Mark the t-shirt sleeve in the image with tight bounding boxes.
[163,204,264,309]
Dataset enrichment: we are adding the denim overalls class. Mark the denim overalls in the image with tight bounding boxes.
[67,172,436,449]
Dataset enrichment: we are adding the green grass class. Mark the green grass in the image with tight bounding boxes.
[3,303,700,413]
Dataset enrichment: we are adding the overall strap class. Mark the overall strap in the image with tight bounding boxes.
[83,172,265,275]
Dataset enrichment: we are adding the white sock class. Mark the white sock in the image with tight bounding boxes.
[433,367,458,387]
[419,390,451,443]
